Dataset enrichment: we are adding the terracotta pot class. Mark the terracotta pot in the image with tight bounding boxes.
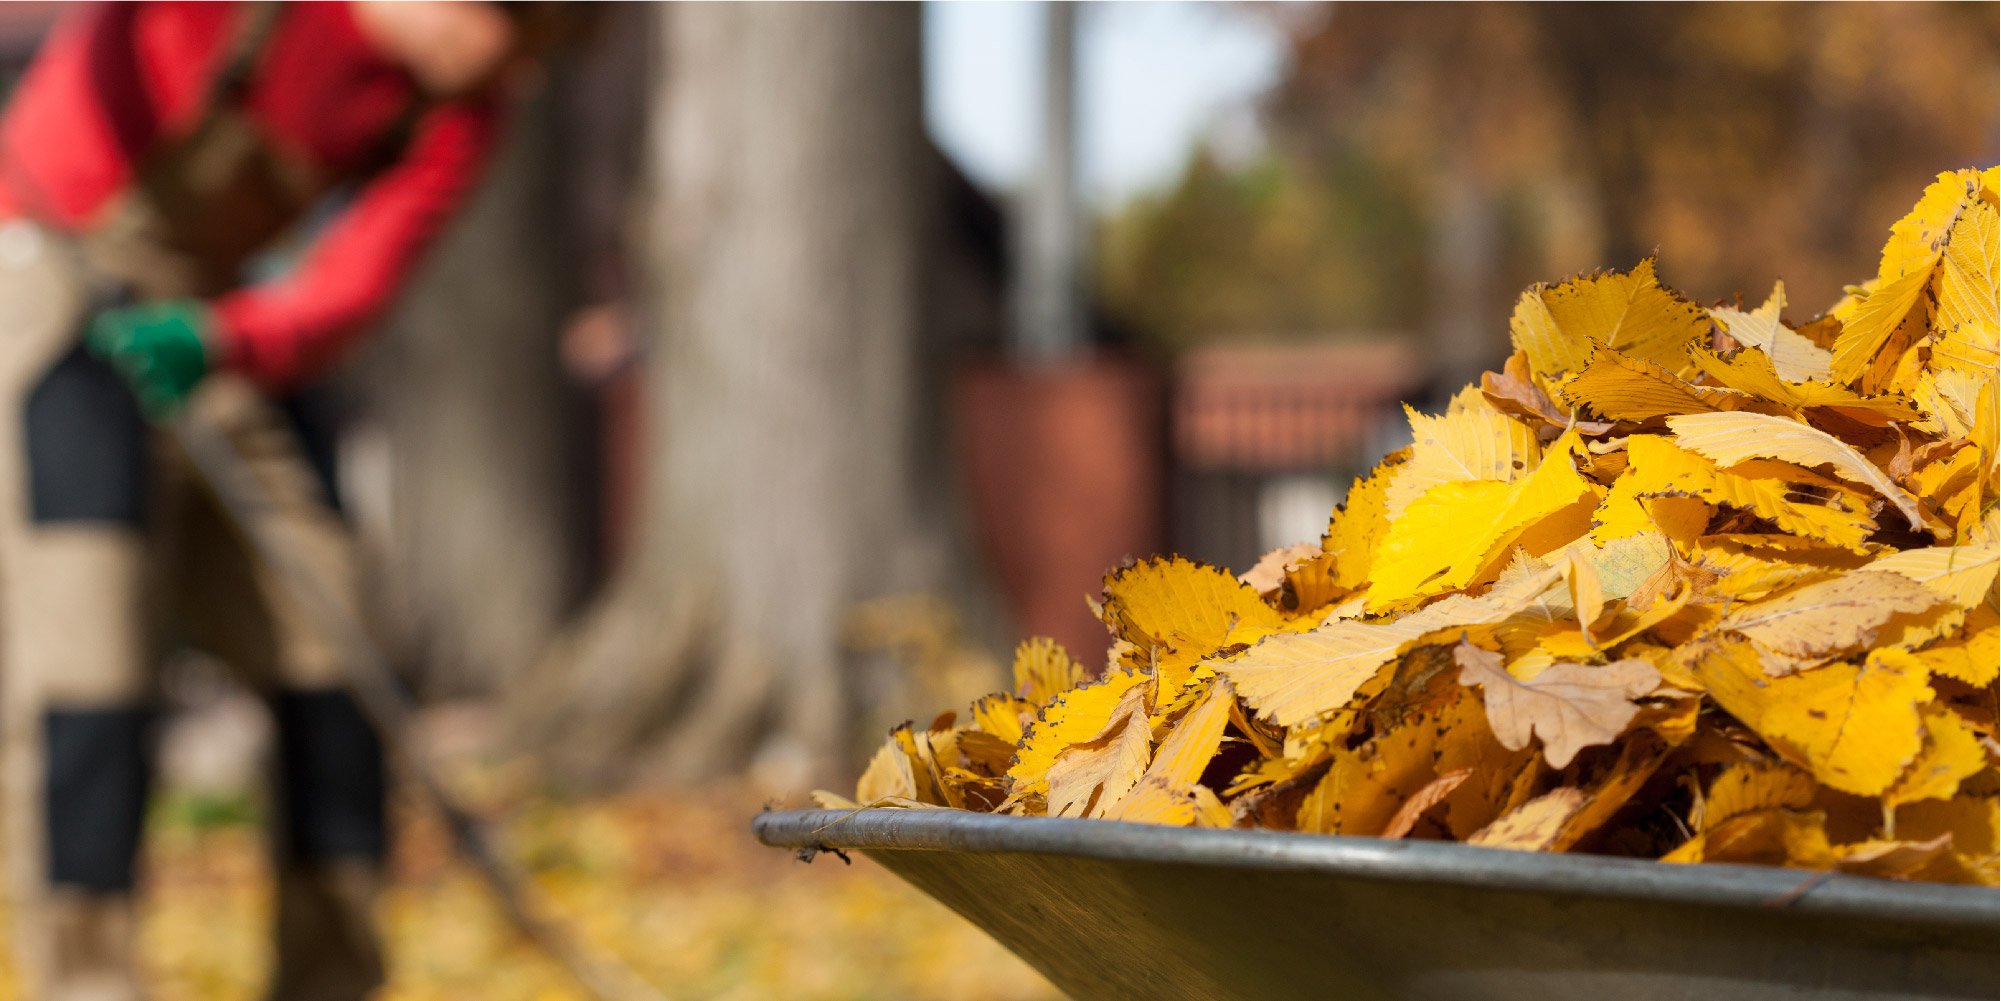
[955,355,1165,668]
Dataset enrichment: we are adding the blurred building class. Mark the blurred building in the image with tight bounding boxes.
[1171,338,1419,567]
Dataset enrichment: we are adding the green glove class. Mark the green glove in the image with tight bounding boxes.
[86,300,214,420]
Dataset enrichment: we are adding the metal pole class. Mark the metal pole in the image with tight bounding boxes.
[1010,0,1085,366]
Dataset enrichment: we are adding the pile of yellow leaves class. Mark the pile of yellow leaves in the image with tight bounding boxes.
[828,168,2000,885]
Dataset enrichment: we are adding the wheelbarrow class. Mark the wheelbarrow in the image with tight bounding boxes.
[753,808,1999,1001]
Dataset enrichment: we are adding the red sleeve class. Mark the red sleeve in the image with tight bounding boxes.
[211,97,501,389]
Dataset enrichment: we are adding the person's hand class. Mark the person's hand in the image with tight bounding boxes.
[85,300,214,420]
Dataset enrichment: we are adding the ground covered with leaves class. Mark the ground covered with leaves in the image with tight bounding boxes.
[831,167,2001,884]
[0,787,1059,1001]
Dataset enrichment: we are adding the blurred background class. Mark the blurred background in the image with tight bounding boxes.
[0,2,1993,998]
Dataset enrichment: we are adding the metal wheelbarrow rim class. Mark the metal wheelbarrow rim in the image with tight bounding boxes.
[754,808,1997,927]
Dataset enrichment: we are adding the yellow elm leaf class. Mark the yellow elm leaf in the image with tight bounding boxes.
[1913,606,1998,687]
[890,724,940,805]
[1695,761,1815,833]
[1666,410,1938,535]
[1509,258,1711,381]
[1453,642,1661,769]
[1554,348,1744,421]
[1884,706,1991,810]
[1701,531,1880,560]
[1622,434,1876,551]
[810,789,861,810]
[1711,281,1834,382]
[1511,743,1677,851]
[1102,556,1287,654]
[1588,468,1705,549]
[1045,681,1152,818]
[1721,571,1944,667]
[1680,536,1864,604]
[1625,549,1718,616]
[1481,348,1612,431]
[1701,646,1934,796]
[1570,530,1679,601]
[1499,480,1602,572]
[1372,480,1511,598]
[1831,266,1932,384]
[1911,367,1982,438]
[1566,550,1608,633]
[1830,168,1985,383]
[1896,795,2000,860]
[1860,304,1927,397]
[1277,550,1347,616]
[1930,200,1998,378]
[1101,556,1289,691]
[1135,677,1234,789]
[1909,445,1986,534]
[855,735,918,804]
[1381,769,1473,840]
[1323,453,1402,591]
[1468,786,1589,851]
[1238,542,1320,597]
[957,729,1017,777]
[1551,732,1679,849]
[1864,540,2000,608]
[1214,564,1565,727]
[1369,433,1598,607]
[1691,553,1830,604]
[1872,600,1969,655]
[1382,405,1544,519]
[1663,809,1834,869]
[1687,346,1918,425]
[1589,580,1697,652]
[1428,691,1539,839]
[1831,835,1968,882]
[1007,669,1147,797]
[1011,637,1085,707]
[1974,380,1998,475]
[970,692,1033,745]
[1881,168,1987,280]
[906,727,965,808]
[1102,776,1231,827]
[1296,707,1451,836]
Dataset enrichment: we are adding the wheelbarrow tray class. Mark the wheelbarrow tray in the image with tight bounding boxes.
[754,808,1998,1001]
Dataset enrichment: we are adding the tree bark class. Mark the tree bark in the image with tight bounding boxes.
[512,3,936,789]
[356,78,590,698]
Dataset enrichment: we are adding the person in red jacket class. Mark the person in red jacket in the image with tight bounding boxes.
[0,4,572,998]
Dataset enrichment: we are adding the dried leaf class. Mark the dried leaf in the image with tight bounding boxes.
[1711,281,1834,382]
[1865,541,2000,608]
[1012,638,1086,706]
[1045,682,1152,818]
[1556,348,1744,421]
[1721,571,1944,666]
[1667,411,1938,534]
[1510,258,1711,381]
[1454,642,1660,768]
[836,167,2001,889]
[1381,769,1472,840]
[1369,433,1598,606]
[1884,706,1990,809]
[1214,564,1563,727]
[1699,644,1934,796]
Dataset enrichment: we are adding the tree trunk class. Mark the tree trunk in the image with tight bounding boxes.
[356,78,590,698]
[512,3,936,790]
